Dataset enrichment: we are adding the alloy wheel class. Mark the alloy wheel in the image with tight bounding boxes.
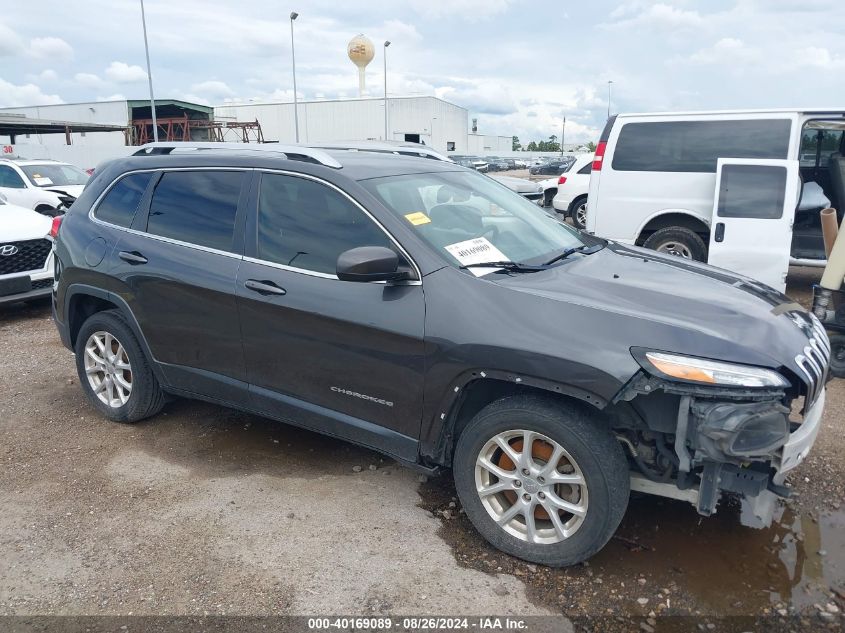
[576,203,588,228]
[475,429,589,544]
[84,331,133,408]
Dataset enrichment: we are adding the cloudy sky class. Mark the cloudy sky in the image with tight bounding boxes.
[2,0,844,143]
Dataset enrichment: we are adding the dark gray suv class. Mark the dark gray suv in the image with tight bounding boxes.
[52,142,830,566]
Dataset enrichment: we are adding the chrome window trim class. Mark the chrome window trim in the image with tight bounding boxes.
[251,168,423,285]
[89,167,252,260]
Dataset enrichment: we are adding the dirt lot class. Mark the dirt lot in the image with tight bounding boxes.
[0,268,843,628]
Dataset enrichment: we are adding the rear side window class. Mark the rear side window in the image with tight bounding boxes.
[716,164,786,219]
[95,172,152,228]
[146,171,243,252]
[612,119,791,173]
[577,163,592,175]
[256,173,393,275]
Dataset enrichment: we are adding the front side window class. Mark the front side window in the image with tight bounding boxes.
[95,172,153,228]
[799,128,844,167]
[0,166,26,189]
[257,173,393,275]
[20,163,89,188]
[612,119,792,173]
[717,164,786,219]
[147,171,243,252]
[361,170,586,272]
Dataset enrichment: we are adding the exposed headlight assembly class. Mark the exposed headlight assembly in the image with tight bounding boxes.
[638,351,789,388]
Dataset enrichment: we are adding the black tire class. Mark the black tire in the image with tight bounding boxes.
[543,189,557,208]
[453,394,629,567]
[643,226,708,262]
[829,334,845,379]
[568,196,588,230]
[74,310,165,424]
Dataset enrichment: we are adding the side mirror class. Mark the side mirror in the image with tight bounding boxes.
[336,246,411,282]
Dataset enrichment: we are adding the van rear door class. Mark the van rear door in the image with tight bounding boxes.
[707,158,799,292]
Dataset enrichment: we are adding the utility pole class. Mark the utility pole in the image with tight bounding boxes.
[561,117,565,155]
[607,80,613,120]
[139,0,158,142]
[383,41,391,141]
[290,12,300,143]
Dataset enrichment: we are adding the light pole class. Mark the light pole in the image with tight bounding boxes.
[561,116,565,155]
[383,40,390,141]
[139,0,158,142]
[607,80,613,120]
[290,11,300,143]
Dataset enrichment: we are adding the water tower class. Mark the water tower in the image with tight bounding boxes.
[347,34,375,96]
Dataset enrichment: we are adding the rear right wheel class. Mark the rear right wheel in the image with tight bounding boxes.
[828,333,845,379]
[568,197,588,230]
[643,226,708,262]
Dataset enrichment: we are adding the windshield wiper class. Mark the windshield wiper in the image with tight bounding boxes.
[543,243,603,266]
[460,261,547,273]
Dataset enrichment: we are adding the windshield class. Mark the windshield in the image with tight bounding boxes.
[20,164,89,188]
[361,170,586,273]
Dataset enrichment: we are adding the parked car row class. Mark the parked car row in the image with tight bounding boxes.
[529,156,577,176]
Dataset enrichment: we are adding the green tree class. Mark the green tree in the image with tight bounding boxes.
[587,141,597,152]
[526,141,538,152]
[512,136,521,151]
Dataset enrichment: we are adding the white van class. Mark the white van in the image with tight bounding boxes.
[586,109,845,291]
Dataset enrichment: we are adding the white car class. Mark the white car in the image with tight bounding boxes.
[0,194,56,305]
[552,154,593,229]
[0,159,89,216]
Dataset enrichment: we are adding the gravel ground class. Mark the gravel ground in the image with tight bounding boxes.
[0,268,843,627]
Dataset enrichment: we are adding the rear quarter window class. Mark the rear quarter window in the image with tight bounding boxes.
[94,172,153,228]
[611,119,792,173]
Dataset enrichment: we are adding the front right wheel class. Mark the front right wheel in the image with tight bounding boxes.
[453,395,629,566]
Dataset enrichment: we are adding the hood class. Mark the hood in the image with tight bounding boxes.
[44,184,85,198]
[0,203,52,241]
[494,242,812,374]
[491,175,541,194]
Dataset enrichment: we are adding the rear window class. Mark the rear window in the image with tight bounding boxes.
[95,172,153,228]
[146,171,243,252]
[611,119,791,173]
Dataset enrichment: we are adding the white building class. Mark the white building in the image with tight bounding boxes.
[215,96,511,155]
[0,95,513,168]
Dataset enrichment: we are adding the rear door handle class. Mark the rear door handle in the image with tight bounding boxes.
[118,250,148,265]
[244,279,286,296]
[714,222,725,243]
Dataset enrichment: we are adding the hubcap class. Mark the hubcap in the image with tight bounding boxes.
[656,241,692,258]
[475,429,589,544]
[84,331,132,408]
[576,203,587,227]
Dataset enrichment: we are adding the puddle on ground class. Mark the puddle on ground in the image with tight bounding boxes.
[419,475,845,616]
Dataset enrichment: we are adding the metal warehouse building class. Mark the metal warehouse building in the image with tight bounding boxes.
[0,95,511,167]
[214,95,511,154]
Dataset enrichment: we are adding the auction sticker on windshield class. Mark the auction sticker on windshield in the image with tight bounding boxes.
[444,237,509,276]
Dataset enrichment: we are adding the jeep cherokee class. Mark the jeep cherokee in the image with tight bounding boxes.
[52,142,831,566]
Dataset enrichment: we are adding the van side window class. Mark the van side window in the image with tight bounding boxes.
[716,164,786,219]
[256,173,393,275]
[612,120,791,173]
[95,172,153,228]
[146,171,244,252]
[800,128,844,167]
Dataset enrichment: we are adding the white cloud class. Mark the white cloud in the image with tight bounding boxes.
[27,69,58,83]
[74,72,104,88]
[104,61,148,83]
[190,80,235,98]
[96,93,126,102]
[436,80,518,116]
[0,22,25,56]
[603,3,703,30]
[794,46,845,70]
[0,77,62,107]
[408,0,514,20]
[28,36,73,59]
[382,19,422,41]
[689,38,761,65]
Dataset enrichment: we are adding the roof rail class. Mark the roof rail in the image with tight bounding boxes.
[306,140,453,163]
[131,142,343,169]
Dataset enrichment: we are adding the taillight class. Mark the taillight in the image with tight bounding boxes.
[49,215,63,238]
[558,176,567,185]
[592,141,607,171]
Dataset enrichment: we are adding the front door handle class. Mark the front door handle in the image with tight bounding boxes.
[244,279,286,296]
[118,250,148,265]
[714,222,725,243]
